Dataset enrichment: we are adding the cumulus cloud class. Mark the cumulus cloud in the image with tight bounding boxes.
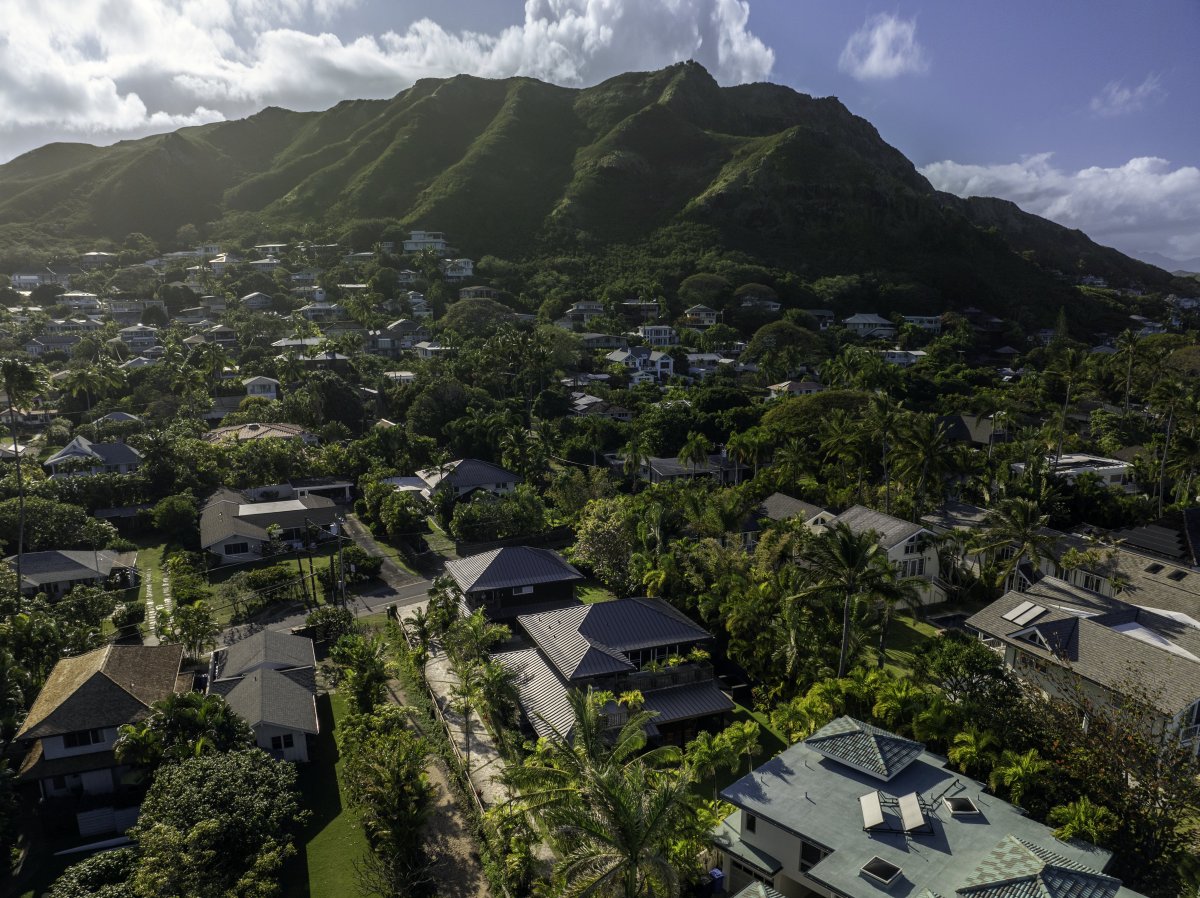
[0,0,774,161]
[1089,73,1166,117]
[838,13,927,81]
[920,154,1200,261]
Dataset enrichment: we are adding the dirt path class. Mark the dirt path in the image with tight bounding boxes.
[385,680,491,898]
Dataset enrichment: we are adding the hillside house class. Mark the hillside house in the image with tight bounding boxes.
[459,285,500,300]
[440,258,474,280]
[767,380,824,399]
[403,230,449,253]
[44,436,141,477]
[634,324,680,346]
[117,324,159,352]
[202,422,317,445]
[248,256,281,272]
[684,305,720,328]
[901,314,943,333]
[1011,453,1130,488]
[605,346,674,380]
[842,313,896,339]
[242,376,280,401]
[414,458,521,500]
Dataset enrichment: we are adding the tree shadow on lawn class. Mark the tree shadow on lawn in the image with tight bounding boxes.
[281,693,344,898]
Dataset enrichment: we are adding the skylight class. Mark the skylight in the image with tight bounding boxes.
[944,796,981,816]
[1011,604,1047,626]
[861,857,902,885]
[1168,570,1189,582]
[1002,600,1035,622]
[1145,563,1165,574]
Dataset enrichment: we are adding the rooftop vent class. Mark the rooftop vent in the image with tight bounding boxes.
[1145,563,1164,574]
[944,796,981,816]
[1168,570,1189,582]
[861,857,902,885]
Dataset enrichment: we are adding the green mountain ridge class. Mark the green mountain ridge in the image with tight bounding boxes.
[0,61,1182,309]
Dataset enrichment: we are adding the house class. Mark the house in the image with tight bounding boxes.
[0,443,33,462]
[120,355,158,371]
[683,305,720,328]
[44,436,141,477]
[299,300,343,321]
[571,393,632,422]
[6,549,138,597]
[802,309,835,330]
[414,340,452,359]
[208,631,319,762]
[842,313,896,339]
[415,458,522,500]
[79,251,117,270]
[967,576,1200,755]
[497,597,732,743]
[631,453,742,485]
[936,413,1010,448]
[117,324,159,351]
[243,376,280,401]
[901,314,943,333]
[367,319,428,357]
[202,422,318,445]
[1110,509,1200,567]
[880,348,926,367]
[459,285,500,301]
[713,716,1145,898]
[207,253,239,276]
[826,506,943,603]
[0,405,57,428]
[1011,453,1130,488]
[60,291,102,313]
[634,324,680,346]
[767,380,824,399]
[580,333,628,351]
[403,230,449,253]
[199,488,340,562]
[248,256,281,272]
[289,268,321,285]
[14,644,189,831]
[440,258,474,280]
[559,301,607,328]
[24,335,81,356]
[686,353,728,379]
[605,346,674,380]
[444,546,583,620]
[740,296,781,314]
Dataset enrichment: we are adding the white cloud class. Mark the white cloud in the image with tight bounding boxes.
[838,13,927,81]
[920,154,1200,260]
[1089,73,1166,117]
[0,0,774,161]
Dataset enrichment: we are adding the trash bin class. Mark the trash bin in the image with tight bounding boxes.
[709,868,725,894]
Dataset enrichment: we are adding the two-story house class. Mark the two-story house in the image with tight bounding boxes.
[497,597,733,744]
[605,346,674,381]
[683,305,720,328]
[414,458,522,501]
[444,546,584,621]
[208,631,319,763]
[15,644,190,832]
[1010,453,1130,489]
[634,324,680,346]
[440,258,474,280]
[827,506,943,604]
[403,230,449,253]
[842,313,896,339]
[714,716,1146,898]
[242,376,280,401]
[117,324,159,352]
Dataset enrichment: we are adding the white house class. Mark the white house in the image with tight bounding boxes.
[242,376,280,401]
[605,347,674,380]
[827,505,943,604]
[634,324,680,346]
[901,315,943,333]
[117,324,160,351]
[842,313,896,338]
[248,256,281,272]
[403,230,449,253]
[683,305,720,328]
[880,349,927,367]
[1011,453,1130,488]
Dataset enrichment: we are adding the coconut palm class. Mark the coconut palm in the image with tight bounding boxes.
[948,726,1000,776]
[451,661,483,778]
[867,394,904,515]
[971,497,1058,590]
[476,659,520,732]
[788,523,913,678]
[677,431,712,480]
[403,606,436,675]
[895,413,956,520]
[1114,328,1140,415]
[871,678,927,733]
[621,436,651,488]
[445,610,509,667]
[1051,347,1089,466]
[1,358,46,598]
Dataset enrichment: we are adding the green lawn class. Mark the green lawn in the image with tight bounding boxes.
[579,580,616,604]
[282,692,370,898]
[692,703,788,801]
[881,612,940,677]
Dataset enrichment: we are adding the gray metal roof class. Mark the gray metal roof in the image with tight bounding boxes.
[221,668,319,734]
[44,435,141,468]
[639,681,733,723]
[805,716,924,780]
[718,727,1138,898]
[5,550,122,588]
[831,505,926,548]
[517,597,713,681]
[495,647,574,740]
[417,458,522,492]
[445,546,583,595]
[213,630,316,681]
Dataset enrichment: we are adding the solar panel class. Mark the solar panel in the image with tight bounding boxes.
[1012,604,1047,626]
[860,792,884,830]
[898,792,926,832]
[1002,600,1035,622]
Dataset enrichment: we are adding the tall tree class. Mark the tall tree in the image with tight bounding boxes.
[971,497,1058,590]
[1,359,46,598]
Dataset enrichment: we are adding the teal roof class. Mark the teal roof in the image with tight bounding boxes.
[960,835,1122,898]
[805,716,924,780]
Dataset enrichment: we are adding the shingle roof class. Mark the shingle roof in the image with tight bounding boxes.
[5,549,122,588]
[758,492,825,523]
[16,644,185,740]
[960,835,1122,898]
[221,668,319,734]
[966,577,1200,716]
[832,505,925,548]
[416,458,522,492]
[445,547,583,595]
[805,716,924,781]
[213,630,316,681]
[44,435,141,468]
[202,422,315,444]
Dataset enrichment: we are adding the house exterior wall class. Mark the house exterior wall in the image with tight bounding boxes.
[254,723,310,763]
[210,536,266,563]
[466,580,576,617]
[884,533,942,605]
[42,728,118,761]
[719,811,832,898]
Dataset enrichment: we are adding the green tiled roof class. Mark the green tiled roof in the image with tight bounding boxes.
[805,716,924,780]
[959,836,1122,898]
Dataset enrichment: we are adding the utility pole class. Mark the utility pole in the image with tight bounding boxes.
[337,517,347,608]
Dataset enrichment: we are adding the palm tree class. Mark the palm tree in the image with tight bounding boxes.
[971,497,1058,590]
[1,359,46,598]
[895,413,956,520]
[451,662,483,779]
[403,606,435,675]
[871,678,927,733]
[446,610,509,668]
[1150,377,1190,516]
[677,431,712,480]
[504,689,691,898]
[988,747,1050,807]
[788,523,912,678]
[949,726,999,776]
[60,365,99,413]
[1114,328,1140,415]
[476,659,520,733]
[683,730,737,798]
[621,436,651,489]
[1051,347,1089,466]
[868,395,903,515]
[1048,795,1117,847]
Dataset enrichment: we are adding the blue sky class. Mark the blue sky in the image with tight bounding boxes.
[0,0,1196,264]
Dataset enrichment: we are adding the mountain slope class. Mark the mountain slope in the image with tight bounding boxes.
[0,61,1180,305]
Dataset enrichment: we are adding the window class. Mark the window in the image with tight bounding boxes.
[270,734,295,751]
[512,585,534,596]
[1079,573,1101,592]
[904,539,919,555]
[63,728,104,749]
[799,840,827,873]
[745,814,756,833]
[730,859,771,885]
[225,542,249,555]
